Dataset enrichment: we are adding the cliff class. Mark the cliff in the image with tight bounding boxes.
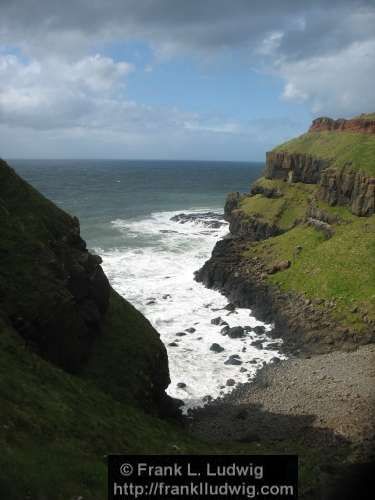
[194,115,375,497]
[196,114,375,354]
[309,114,375,134]
[0,159,192,499]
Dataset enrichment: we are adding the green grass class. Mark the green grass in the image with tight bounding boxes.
[83,290,170,410]
[0,320,205,499]
[273,131,375,176]
[245,211,375,330]
[239,178,316,230]
[0,318,349,499]
[353,112,375,120]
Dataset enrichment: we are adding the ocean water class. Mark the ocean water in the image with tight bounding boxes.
[12,159,284,409]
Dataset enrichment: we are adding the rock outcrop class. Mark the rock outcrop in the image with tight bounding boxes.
[196,114,375,354]
[319,167,375,216]
[224,192,243,219]
[264,152,375,216]
[228,209,282,240]
[309,116,375,134]
[265,151,329,183]
[195,236,371,354]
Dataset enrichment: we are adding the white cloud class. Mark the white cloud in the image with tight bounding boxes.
[183,120,242,135]
[256,31,284,56]
[0,53,133,129]
[279,39,375,116]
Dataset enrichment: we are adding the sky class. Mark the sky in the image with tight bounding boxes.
[0,0,375,160]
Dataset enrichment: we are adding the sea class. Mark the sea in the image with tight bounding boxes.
[11,159,284,410]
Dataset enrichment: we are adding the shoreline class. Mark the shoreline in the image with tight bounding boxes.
[189,345,375,454]
[195,234,374,357]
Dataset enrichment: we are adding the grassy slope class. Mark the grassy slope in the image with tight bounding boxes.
[0,161,76,320]
[273,131,375,176]
[354,113,375,120]
[241,180,375,332]
[240,178,316,230]
[83,290,169,407]
[0,319,207,500]
[0,319,345,499]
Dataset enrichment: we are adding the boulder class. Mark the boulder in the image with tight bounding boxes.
[210,343,225,353]
[227,326,245,338]
[224,355,242,365]
[221,325,230,335]
[266,342,281,350]
[253,325,266,334]
[270,357,281,364]
[268,260,291,274]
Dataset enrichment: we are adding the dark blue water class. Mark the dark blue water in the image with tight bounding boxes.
[11,159,263,248]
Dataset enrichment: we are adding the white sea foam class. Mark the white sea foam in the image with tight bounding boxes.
[97,209,285,411]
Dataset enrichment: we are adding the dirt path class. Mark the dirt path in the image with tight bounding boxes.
[190,345,375,458]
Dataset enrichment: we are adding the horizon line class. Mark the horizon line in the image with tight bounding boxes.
[5,157,265,164]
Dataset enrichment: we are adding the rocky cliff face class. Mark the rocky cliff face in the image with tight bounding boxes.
[196,115,375,354]
[265,151,375,216]
[265,151,328,183]
[0,158,171,414]
[309,116,375,134]
[224,192,282,240]
[228,210,282,240]
[319,167,375,216]
[0,159,110,372]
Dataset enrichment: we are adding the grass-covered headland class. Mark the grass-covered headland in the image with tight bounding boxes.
[229,113,375,345]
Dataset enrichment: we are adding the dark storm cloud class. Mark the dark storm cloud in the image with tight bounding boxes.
[1,0,374,60]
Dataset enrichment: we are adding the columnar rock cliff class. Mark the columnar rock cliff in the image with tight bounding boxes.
[319,167,375,216]
[196,114,375,353]
[265,151,328,184]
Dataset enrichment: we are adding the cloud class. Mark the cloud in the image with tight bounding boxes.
[1,1,374,117]
[0,0,375,159]
[1,0,374,58]
[0,53,133,129]
[279,39,375,116]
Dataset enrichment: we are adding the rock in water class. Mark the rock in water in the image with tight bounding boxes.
[221,325,230,335]
[170,212,226,228]
[224,355,242,365]
[210,343,225,353]
[211,316,225,325]
[253,325,266,335]
[227,326,245,338]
